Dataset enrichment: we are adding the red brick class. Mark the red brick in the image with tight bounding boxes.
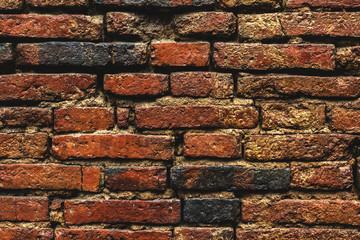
[0,0,23,10]
[237,228,360,240]
[82,166,101,192]
[0,74,96,101]
[0,14,102,40]
[336,46,360,72]
[0,197,48,221]
[26,0,88,7]
[261,103,325,130]
[214,43,335,71]
[291,163,353,190]
[174,12,236,37]
[286,0,360,8]
[117,108,130,128]
[184,134,241,158]
[238,12,360,40]
[174,227,234,240]
[151,42,210,67]
[55,229,171,240]
[105,167,167,191]
[220,0,279,8]
[0,133,47,159]
[242,199,360,226]
[170,72,233,98]
[0,228,53,240]
[238,75,360,98]
[104,73,169,96]
[96,0,214,7]
[135,105,258,129]
[244,134,357,161]
[64,199,181,225]
[106,12,142,36]
[52,134,174,160]
[329,107,360,131]
[54,108,114,133]
[0,107,51,127]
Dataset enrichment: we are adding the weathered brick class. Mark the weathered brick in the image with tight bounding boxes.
[117,108,130,127]
[183,198,239,223]
[0,0,23,10]
[0,197,48,221]
[0,15,102,40]
[95,0,214,7]
[17,42,111,66]
[0,74,95,101]
[184,134,241,158]
[329,107,360,131]
[26,0,88,7]
[220,0,280,8]
[170,72,233,98]
[244,134,357,161]
[54,108,114,133]
[64,200,181,225]
[285,0,360,9]
[242,199,360,226]
[174,12,236,37]
[55,229,171,240]
[238,12,360,40]
[238,75,360,98]
[291,163,353,190]
[237,228,360,240]
[0,107,51,127]
[52,134,174,160]
[112,42,148,66]
[0,133,47,159]
[106,167,167,191]
[104,73,168,96]
[261,103,325,130]
[106,12,142,37]
[214,43,335,71]
[171,166,290,191]
[0,43,13,64]
[82,166,101,192]
[135,105,258,129]
[0,228,53,240]
[174,228,234,240]
[336,46,360,72]
[151,42,210,67]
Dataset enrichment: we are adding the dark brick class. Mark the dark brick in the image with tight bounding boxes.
[238,75,360,98]
[0,107,51,127]
[106,167,167,191]
[64,200,181,225]
[336,46,360,73]
[0,74,96,101]
[183,198,240,223]
[95,0,214,7]
[285,0,360,8]
[112,42,148,66]
[0,228,53,240]
[17,42,111,67]
[0,43,13,64]
[214,43,335,71]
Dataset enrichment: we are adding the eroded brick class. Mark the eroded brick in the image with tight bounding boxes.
[285,0,360,8]
[0,228,53,240]
[174,228,234,240]
[0,107,51,127]
[329,107,360,132]
[26,0,88,7]
[0,197,48,221]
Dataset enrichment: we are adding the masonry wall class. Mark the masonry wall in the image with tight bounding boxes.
[0,0,360,239]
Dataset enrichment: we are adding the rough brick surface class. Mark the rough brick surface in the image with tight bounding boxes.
[151,42,210,67]
[174,228,234,240]
[0,228,53,240]
[0,107,51,127]
[95,0,214,7]
[0,43,13,64]
[220,0,279,8]
[336,46,360,72]
[244,134,357,161]
[104,73,168,96]
[170,72,233,98]
[0,197,48,221]
[285,0,360,8]
[135,105,259,129]
[238,75,360,98]
[0,15,102,40]
[26,0,88,7]
[329,107,360,131]
[214,43,335,71]
[0,133,47,158]
[52,134,174,160]
[112,42,148,66]
[64,200,181,224]
[242,199,360,226]
[55,229,171,240]
[54,108,114,132]
[106,167,167,191]
[0,74,96,101]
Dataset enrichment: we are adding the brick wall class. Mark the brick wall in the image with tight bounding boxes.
[0,0,360,239]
